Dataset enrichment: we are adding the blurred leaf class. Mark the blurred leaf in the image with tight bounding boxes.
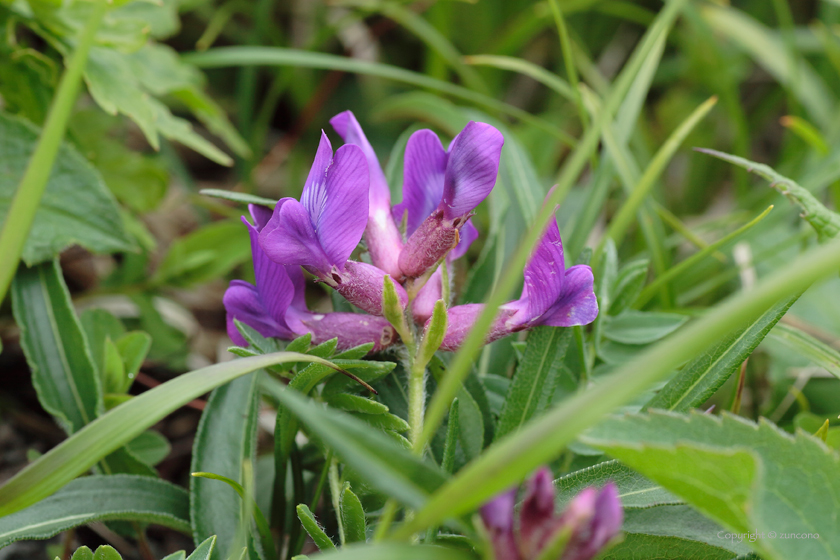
[282,544,471,560]
[0,475,189,548]
[267,385,448,510]
[152,219,250,287]
[71,548,94,560]
[296,504,335,551]
[780,115,829,156]
[454,387,483,462]
[93,546,122,560]
[126,430,171,467]
[768,323,840,380]
[702,4,834,125]
[114,331,152,391]
[603,311,688,345]
[12,260,102,433]
[643,295,798,412]
[0,113,133,264]
[698,149,840,241]
[609,260,649,315]
[495,327,572,441]
[0,352,339,516]
[191,373,260,560]
[582,411,840,560]
[324,394,389,415]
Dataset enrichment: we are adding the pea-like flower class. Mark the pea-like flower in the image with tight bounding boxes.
[258,131,408,316]
[435,210,598,351]
[224,205,397,352]
[480,467,622,560]
[395,122,504,278]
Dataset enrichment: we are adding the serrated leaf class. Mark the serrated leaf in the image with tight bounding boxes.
[267,385,448,509]
[496,327,572,441]
[698,148,840,241]
[603,311,688,345]
[643,295,797,411]
[190,373,260,560]
[0,475,189,548]
[582,411,840,560]
[296,504,335,551]
[0,113,133,264]
[339,484,366,544]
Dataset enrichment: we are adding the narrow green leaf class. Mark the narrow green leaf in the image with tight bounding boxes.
[296,504,335,551]
[0,352,340,516]
[0,475,189,548]
[199,189,277,207]
[324,394,389,415]
[418,300,447,366]
[442,400,459,474]
[339,483,366,544]
[768,323,840,380]
[183,47,573,145]
[643,295,798,412]
[464,55,574,100]
[603,311,688,345]
[697,148,840,241]
[496,327,572,441]
[264,384,448,510]
[455,387,484,462]
[191,373,260,560]
[12,259,101,433]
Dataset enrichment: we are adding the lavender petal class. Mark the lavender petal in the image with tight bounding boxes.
[441,121,504,220]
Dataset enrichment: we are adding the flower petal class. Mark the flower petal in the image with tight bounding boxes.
[591,483,623,547]
[335,260,408,316]
[394,129,448,236]
[480,488,521,560]
[224,280,287,345]
[330,111,391,213]
[244,217,296,326]
[259,198,332,272]
[449,218,478,261]
[315,144,370,268]
[516,217,566,325]
[536,265,599,327]
[300,131,335,218]
[411,265,445,325]
[248,203,274,232]
[441,121,504,220]
[437,304,515,352]
[519,467,558,557]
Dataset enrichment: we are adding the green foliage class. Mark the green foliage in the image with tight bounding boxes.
[190,374,260,560]
[583,411,840,560]
[0,114,133,265]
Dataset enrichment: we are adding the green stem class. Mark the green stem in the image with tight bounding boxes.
[0,0,107,304]
[408,357,426,452]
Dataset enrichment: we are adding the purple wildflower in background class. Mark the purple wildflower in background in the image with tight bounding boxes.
[258,131,408,316]
[480,467,622,560]
[224,205,396,352]
[395,122,504,278]
[436,206,598,351]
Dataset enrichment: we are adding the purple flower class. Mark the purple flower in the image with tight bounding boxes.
[330,111,404,279]
[258,131,408,316]
[394,122,503,278]
[224,205,397,352]
[436,214,598,351]
[480,467,623,560]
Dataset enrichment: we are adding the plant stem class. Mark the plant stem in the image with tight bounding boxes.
[0,0,107,304]
[408,357,426,451]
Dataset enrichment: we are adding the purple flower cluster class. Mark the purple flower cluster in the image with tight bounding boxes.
[224,111,598,352]
[480,467,623,560]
